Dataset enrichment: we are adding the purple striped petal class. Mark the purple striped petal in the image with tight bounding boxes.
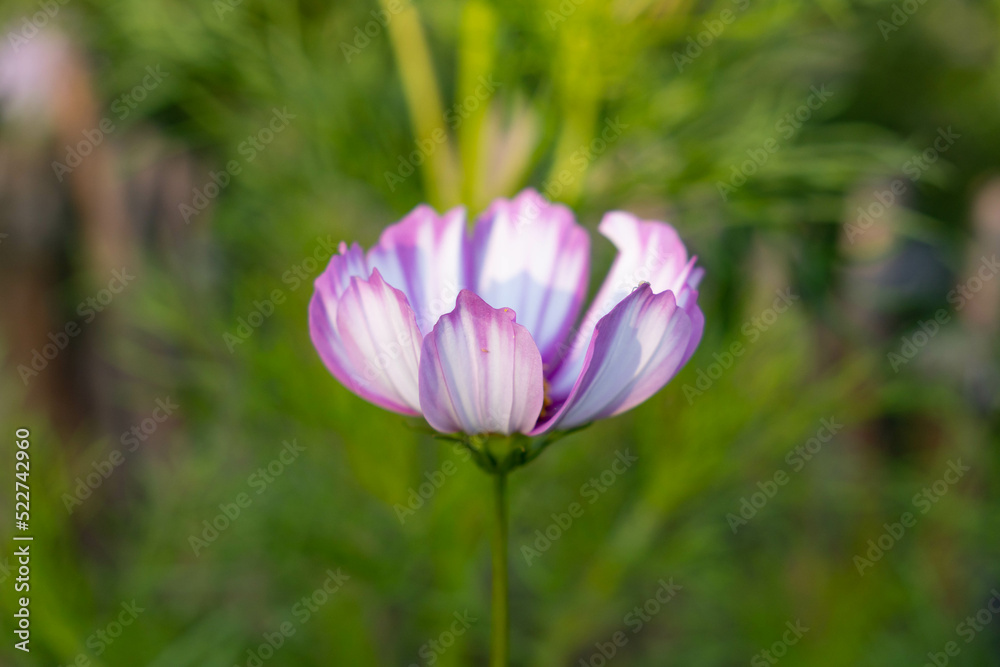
[470,189,590,367]
[319,241,369,298]
[549,212,697,400]
[681,297,705,368]
[309,268,423,415]
[532,283,694,434]
[367,205,469,335]
[418,290,544,435]
[308,241,373,396]
[675,276,705,368]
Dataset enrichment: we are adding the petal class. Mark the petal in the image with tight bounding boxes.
[418,290,544,435]
[470,189,590,367]
[309,268,423,415]
[681,298,705,367]
[549,212,697,399]
[367,204,469,335]
[676,281,705,368]
[532,283,694,434]
[323,241,369,297]
[308,241,373,390]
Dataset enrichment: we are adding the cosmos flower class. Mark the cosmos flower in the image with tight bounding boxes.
[309,189,703,437]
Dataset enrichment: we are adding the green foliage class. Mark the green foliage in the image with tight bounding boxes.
[1,0,998,665]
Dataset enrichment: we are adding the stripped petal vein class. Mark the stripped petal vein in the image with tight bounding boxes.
[308,189,704,435]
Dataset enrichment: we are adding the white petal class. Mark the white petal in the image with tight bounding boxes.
[470,189,590,366]
[419,290,544,435]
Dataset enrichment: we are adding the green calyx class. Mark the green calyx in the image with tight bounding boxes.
[434,425,589,475]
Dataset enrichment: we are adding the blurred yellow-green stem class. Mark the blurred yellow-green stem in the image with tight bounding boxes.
[380,0,460,209]
[457,0,498,211]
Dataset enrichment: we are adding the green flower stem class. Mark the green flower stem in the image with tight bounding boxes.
[436,429,589,666]
[490,469,509,667]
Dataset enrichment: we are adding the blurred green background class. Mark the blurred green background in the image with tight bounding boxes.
[0,0,998,665]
